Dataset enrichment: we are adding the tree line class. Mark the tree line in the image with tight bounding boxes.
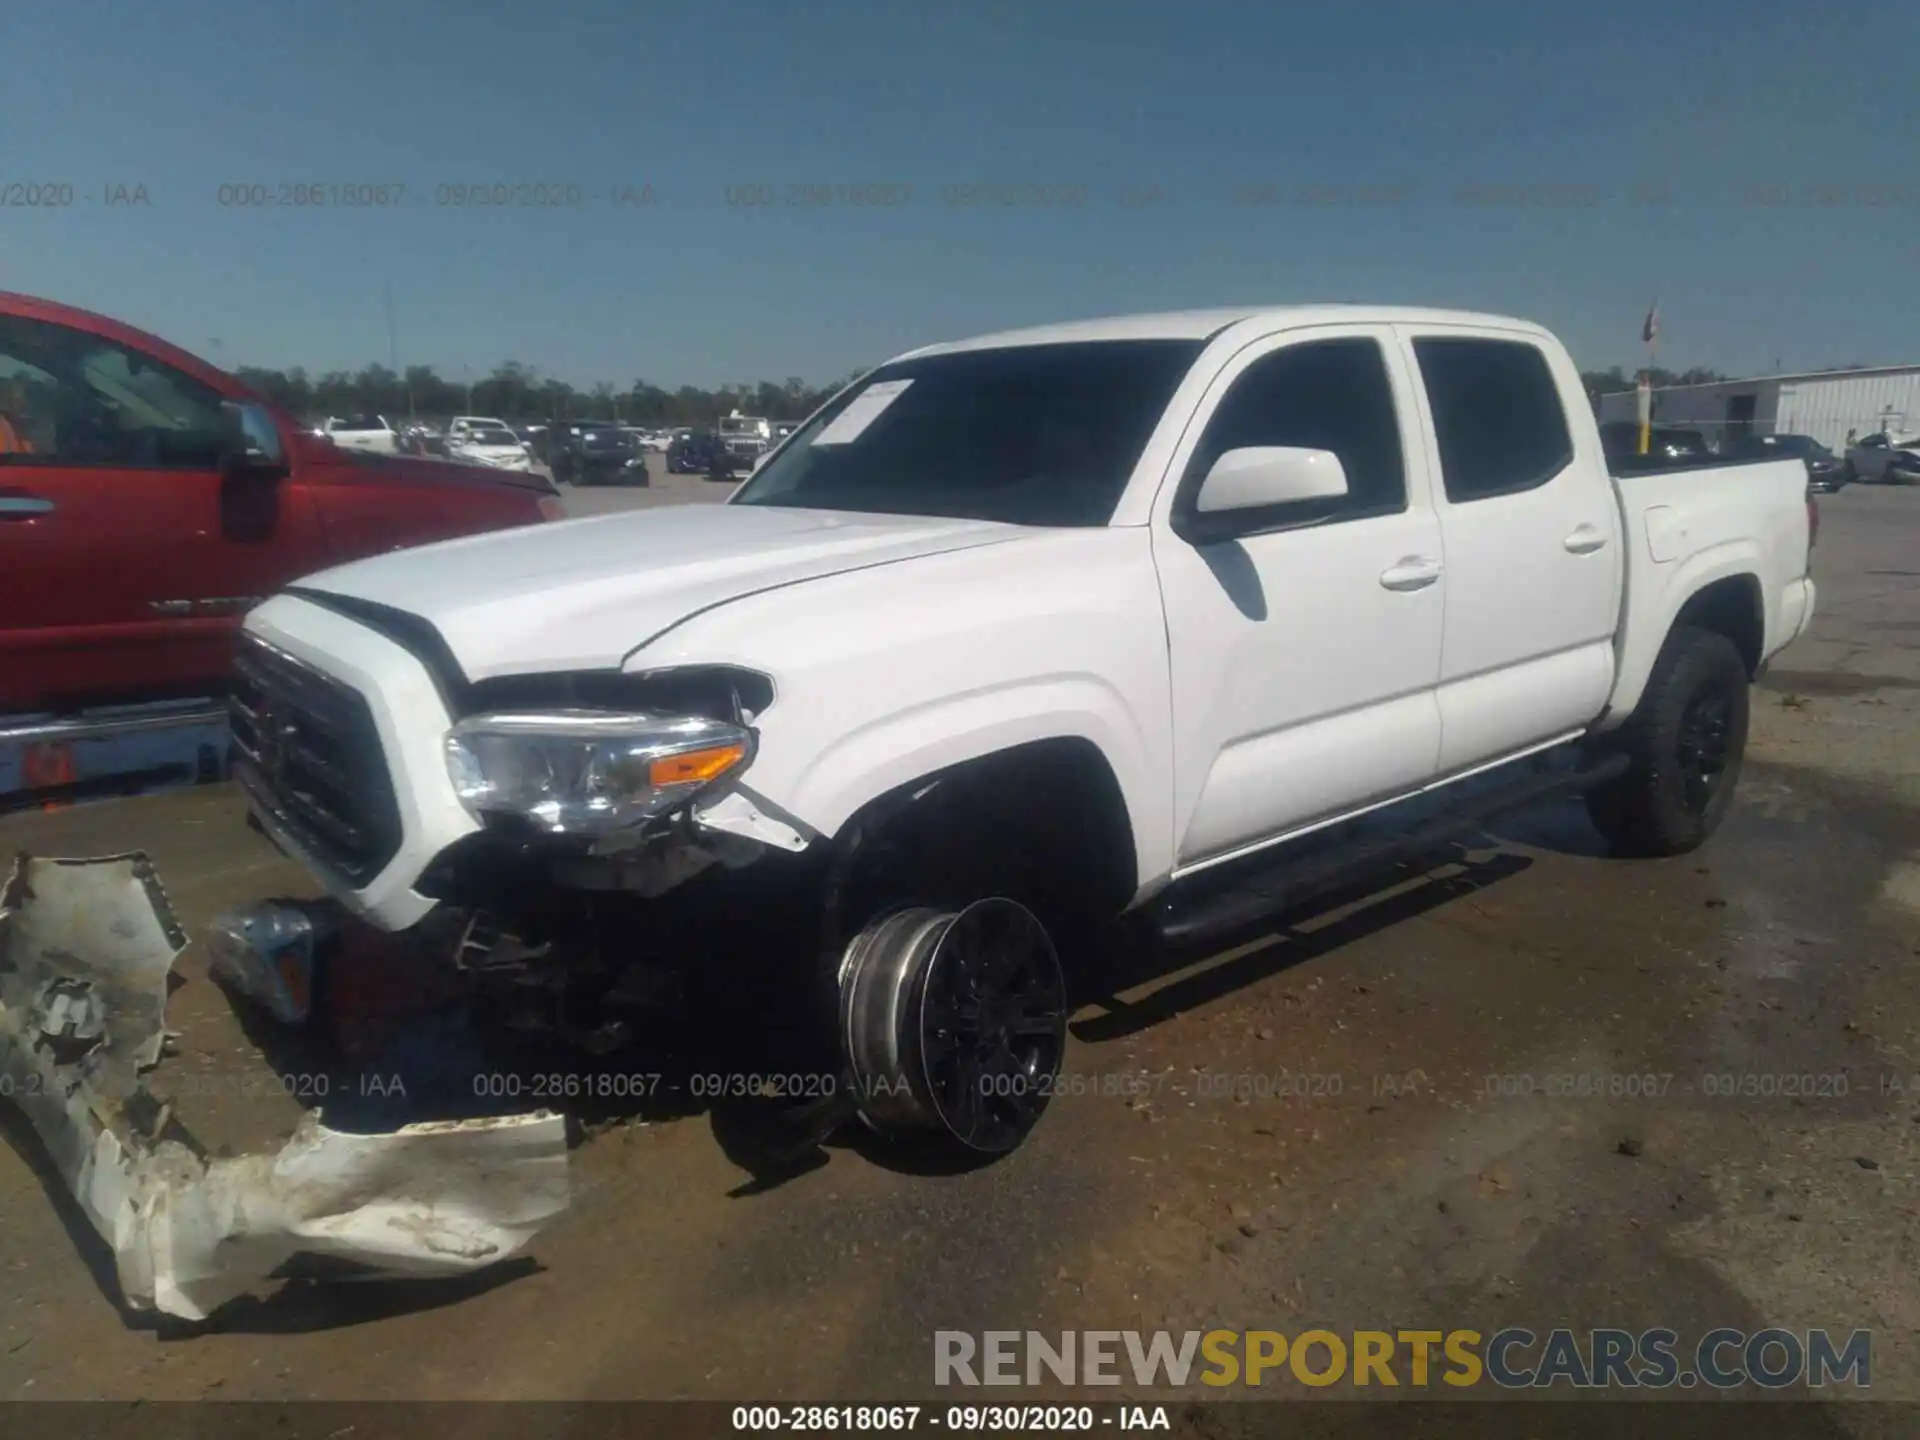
[230,361,868,428]
[229,356,1870,428]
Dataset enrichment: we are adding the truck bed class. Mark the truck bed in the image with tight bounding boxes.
[1603,455,1816,726]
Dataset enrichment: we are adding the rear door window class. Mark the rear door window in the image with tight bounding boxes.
[1413,337,1574,502]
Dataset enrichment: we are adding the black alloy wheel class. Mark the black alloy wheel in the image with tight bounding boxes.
[1585,625,1750,856]
[839,897,1067,1156]
[1674,688,1733,816]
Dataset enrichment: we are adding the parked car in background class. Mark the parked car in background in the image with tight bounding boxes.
[0,289,562,722]
[398,422,446,457]
[665,429,743,478]
[1845,431,1920,485]
[447,422,535,472]
[1727,432,1847,491]
[549,419,647,486]
[639,429,673,452]
[235,304,1816,1161]
[447,415,513,445]
[718,411,773,466]
[322,414,400,454]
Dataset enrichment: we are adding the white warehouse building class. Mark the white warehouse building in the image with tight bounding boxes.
[1595,364,1920,452]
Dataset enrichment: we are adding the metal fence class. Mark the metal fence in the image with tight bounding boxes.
[1616,417,1899,451]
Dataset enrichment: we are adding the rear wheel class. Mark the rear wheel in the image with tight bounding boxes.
[1586,625,1749,856]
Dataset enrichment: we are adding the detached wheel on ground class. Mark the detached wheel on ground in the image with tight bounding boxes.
[1586,624,1750,856]
[838,897,1068,1157]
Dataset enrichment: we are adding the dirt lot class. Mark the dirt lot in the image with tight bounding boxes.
[2,484,1917,1414]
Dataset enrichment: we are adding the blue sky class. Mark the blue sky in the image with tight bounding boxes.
[6,0,1914,386]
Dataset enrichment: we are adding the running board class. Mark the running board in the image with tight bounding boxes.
[1154,752,1631,950]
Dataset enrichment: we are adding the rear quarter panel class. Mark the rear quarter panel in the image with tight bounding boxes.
[1604,457,1813,725]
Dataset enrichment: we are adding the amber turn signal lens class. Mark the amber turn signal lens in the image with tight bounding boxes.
[648,743,748,788]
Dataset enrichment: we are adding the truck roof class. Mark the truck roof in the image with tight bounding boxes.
[898,305,1549,359]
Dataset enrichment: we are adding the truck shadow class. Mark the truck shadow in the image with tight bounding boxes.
[829,843,1539,1181]
[1068,845,1535,1045]
[184,830,1560,1213]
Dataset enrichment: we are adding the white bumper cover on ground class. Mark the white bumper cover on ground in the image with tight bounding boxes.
[0,852,570,1323]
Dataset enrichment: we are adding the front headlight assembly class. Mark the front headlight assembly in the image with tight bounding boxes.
[444,710,754,836]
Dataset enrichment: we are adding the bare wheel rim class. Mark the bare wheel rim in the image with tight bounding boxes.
[910,898,1067,1153]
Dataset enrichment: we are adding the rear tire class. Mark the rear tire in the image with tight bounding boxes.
[1586,625,1749,856]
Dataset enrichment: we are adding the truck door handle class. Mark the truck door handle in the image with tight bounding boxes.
[1563,524,1609,555]
[1378,556,1442,592]
[0,490,55,520]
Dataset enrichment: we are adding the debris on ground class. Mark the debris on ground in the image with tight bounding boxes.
[0,851,571,1323]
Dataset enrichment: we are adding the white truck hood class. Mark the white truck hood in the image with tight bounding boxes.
[288,503,1026,680]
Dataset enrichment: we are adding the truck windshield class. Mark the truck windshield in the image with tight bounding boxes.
[731,339,1203,526]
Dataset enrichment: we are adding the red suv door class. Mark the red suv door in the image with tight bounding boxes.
[0,307,328,711]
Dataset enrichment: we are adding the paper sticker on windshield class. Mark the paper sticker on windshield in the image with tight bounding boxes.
[811,379,914,446]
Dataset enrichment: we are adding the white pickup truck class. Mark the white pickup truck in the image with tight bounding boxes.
[234,305,1817,1159]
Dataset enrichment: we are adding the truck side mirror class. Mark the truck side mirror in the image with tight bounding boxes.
[1177,446,1349,543]
[221,400,289,479]
[1196,446,1348,511]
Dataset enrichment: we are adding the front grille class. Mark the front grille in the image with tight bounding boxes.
[230,634,404,885]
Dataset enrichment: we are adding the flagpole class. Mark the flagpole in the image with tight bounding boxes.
[1637,298,1659,456]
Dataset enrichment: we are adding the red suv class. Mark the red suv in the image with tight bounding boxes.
[0,291,562,716]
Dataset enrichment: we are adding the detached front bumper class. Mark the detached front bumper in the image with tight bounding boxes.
[0,853,570,1323]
